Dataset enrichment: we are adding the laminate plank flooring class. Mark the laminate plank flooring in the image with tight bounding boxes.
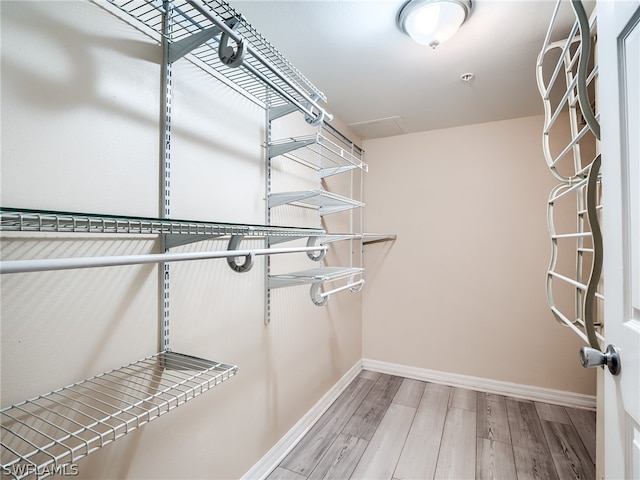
[342,374,403,441]
[507,399,559,480]
[565,408,597,464]
[433,407,477,479]
[269,372,596,480]
[541,420,595,480]
[350,403,416,479]
[307,434,368,480]
[394,383,450,480]
[477,393,511,444]
[280,376,375,476]
[476,438,517,480]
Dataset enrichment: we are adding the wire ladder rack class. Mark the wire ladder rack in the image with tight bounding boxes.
[537,0,603,350]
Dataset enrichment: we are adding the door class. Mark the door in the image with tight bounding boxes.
[598,1,640,478]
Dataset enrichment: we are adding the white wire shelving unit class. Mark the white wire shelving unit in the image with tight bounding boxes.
[268,132,368,178]
[1,0,336,475]
[537,0,603,350]
[0,208,328,478]
[265,116,370,314]
[268,190,364,216]
[0,208,328,274]
[269,267,365,307]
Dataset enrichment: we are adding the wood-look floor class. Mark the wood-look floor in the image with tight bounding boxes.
[267,371,596,480]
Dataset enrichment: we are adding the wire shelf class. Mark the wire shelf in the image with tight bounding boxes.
[268,191,364,216]
[0,208,324,239]
[268,132,368,177]
[269,266,364,289]
[104,0,326,111]
[0,352,237,480]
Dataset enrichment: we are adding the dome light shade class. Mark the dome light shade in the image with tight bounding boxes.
[398,0,471,49]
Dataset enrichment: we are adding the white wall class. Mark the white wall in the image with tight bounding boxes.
[0,2,362,478]
[362,115,596,396]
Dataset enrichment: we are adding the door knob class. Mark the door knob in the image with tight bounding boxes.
[579,344,621,375]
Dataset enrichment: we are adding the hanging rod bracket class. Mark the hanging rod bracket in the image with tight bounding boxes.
[227,235,254,272]
[304,94,330,126]
[218,18,245,68]
[310,282,329,306]
[306,237,326,261]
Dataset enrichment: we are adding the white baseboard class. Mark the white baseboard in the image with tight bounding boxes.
[241,360,363,480]
[362,358,596,410]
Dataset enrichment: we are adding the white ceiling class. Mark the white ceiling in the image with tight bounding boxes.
[231,0,580,139]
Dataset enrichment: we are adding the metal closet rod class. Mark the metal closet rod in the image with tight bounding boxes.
[186,0,330,123]
[0,245,327,274]
[318,279,365,299]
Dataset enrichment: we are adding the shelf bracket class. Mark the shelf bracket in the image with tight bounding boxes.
[306,237,326,261]
[164,233,223,249]
[267,233,324,246]
[363,234,397,245]
[167,17,244,66]
[226,235,254,273]
[168,26,224,63]
[268,104,298,121]
[269,138,317,158]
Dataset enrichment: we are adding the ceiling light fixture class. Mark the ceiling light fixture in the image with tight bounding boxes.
[398,0,472,49]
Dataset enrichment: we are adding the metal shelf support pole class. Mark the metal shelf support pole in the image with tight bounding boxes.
[264,102,273,325]
[160,0,173,353]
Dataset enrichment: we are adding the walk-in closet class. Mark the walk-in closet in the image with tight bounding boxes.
[1,0,638,478]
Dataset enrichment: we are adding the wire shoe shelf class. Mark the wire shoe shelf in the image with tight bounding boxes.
[1,352,237,480]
